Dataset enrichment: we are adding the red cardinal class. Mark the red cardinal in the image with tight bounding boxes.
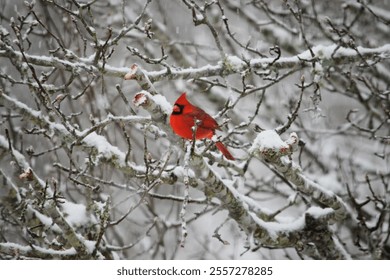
[170,93,234,160]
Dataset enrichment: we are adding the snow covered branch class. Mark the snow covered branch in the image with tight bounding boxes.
[2,40,389,82]
[187,153,348,259]
[0,89,147,175]
[126,44,390,83]
[250,130,347,222]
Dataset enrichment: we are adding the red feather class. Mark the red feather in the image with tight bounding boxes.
[170,93,234,160]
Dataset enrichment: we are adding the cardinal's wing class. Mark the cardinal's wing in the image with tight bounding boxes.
[187,110,219,130]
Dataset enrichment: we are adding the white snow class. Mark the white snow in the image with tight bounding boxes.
[249,129,288,155]
[249,44,390,69]
[250,211,305,240]
[172,166,195,179]
[83,239,97,254]
[0,242,77,256]
[82,131,126,166]
[313,62,324,83]
[224,55,246,71]
[152,93,173,115]
[250,206,334,240]
[0,135,29,169]
[28,205,62,232]
[61,201,90,227]
[2,93,42,119]
[306,206,334,219]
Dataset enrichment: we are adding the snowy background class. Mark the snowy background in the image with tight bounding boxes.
[0,0,389,259]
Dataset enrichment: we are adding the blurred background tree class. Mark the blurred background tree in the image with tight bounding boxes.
[0,0,389,259]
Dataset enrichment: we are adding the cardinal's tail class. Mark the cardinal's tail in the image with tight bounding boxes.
[215,141,235,160]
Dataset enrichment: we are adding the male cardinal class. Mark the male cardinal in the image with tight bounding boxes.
[170,93,234,160]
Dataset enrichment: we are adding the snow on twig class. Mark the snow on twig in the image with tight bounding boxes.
[2,41,389,81]
[0,89,165,180]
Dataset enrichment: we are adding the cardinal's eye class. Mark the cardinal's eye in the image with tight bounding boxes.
[172,104,184,115]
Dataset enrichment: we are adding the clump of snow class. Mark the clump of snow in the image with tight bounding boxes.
[250,206,335,240]
[249,129,288,155]
[211,135,219,142]
[306,206,334,219]
[152,94,173,115]
[83,239,97,254]
[172,165,195,179]
[223,55,246,72]
[82,131,126,166]
[61,201,90,227]
[249,211,305,240]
